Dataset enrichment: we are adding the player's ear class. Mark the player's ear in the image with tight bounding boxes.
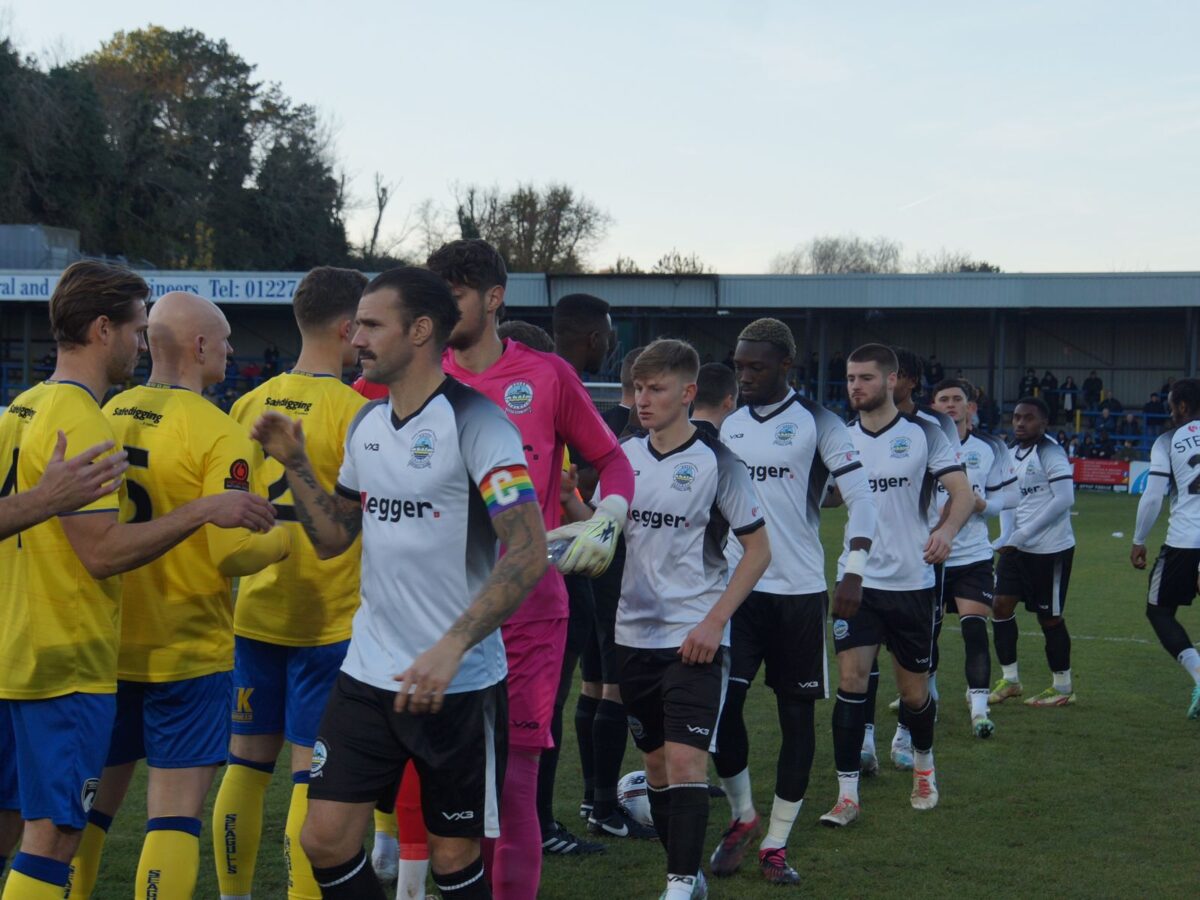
[485,285,505,315]
[409,315,434,347]
[682,381,698,405]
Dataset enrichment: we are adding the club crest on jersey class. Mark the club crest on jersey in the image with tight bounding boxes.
[774,422,798,446]
[504,380,534,414]
[409,429,436,469]
[81,777,99,814]
[833,618,850,640]
[964,450,982,468]
[310,740,328,777]
[671,462,698,492]
[889,437,912,458]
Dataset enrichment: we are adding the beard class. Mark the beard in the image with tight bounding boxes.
[850,389,888,412]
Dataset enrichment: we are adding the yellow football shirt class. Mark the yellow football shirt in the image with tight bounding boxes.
[231,372,367,647]
[0,380,123,699]
[105,384,290,682]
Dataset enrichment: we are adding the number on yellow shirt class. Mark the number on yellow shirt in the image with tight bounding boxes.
[126,446,153,523]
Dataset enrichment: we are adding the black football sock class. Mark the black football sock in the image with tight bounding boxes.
[775,695,815,803]
[537,695,565,832]
[574,694,599,806]
[832,690,868,774]
[902,694,936,755]
[666,785,709,885]
[992,614,1019,667]
[1040,618,1072,673]
[961,615,991,690]
[647,782,671,858]
[312,848,386,900]
[591,699,628,820]
[432,855,491,899]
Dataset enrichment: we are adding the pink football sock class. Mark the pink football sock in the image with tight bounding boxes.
[488,749,542,900]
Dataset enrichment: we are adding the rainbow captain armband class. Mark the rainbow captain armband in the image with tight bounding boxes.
[481,465,538,518]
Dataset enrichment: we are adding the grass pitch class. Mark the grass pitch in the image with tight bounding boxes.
[77,492,1200,897]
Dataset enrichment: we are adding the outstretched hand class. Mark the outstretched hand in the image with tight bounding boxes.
[251,412,306,466]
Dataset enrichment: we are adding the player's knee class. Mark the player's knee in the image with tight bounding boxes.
[663,742,707,784]
[1037,614,1063,629]
[601,682,623,702]
[897,681,928,709]
[427,835,478,875]
[299,813,354,868]
[581,681,602,698]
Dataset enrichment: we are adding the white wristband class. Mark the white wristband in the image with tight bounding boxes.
[845,549,868,577]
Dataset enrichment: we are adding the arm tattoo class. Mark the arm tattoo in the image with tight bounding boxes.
[447,503,545,649]
[289,458,362,549]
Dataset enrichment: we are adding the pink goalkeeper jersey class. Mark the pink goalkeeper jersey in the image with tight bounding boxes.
[443,339,632,623]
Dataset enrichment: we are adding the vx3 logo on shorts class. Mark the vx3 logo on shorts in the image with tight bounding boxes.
[796,681,820,689]
[686,725,711,736]
[442,810,475,821]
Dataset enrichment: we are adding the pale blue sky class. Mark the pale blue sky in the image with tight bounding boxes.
[6,0,1199,272]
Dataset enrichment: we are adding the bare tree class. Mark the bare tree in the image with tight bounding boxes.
[651,249,712,275]
[770,235,903,274]
[365,172,394,261]
[600,255,643,274]
[911,249,1001,273]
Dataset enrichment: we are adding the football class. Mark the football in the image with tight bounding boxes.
[616,770,654,828]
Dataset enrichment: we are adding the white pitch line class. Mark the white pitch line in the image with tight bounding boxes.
[942,625,1157,645]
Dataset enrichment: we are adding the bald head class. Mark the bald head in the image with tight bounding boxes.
[148,292,233,389]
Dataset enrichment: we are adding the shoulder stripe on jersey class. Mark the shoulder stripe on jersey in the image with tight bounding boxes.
[1149,470,1171,477]
[931,465,962,479]
[345,398,386,440]
[732,518,766,537]
[986,476,1017,491]
[831,460,863,478]
[334,483,359,502]
[1048,474,1074,483]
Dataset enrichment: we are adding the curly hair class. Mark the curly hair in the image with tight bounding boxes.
[737,317,796,359]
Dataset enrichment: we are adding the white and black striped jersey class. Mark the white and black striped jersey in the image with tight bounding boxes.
[1147,423,1200,548]
[1010,436,1075,553]
[722,391,864,594]
[335,378,536,694]
[837,412,960,591]
[935,431,1015,566]
[616,429,765,650]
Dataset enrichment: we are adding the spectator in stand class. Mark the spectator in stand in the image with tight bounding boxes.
[1019,367,1040,397]
[1115,441,1137,462]
[1082,370,1103,410]
[1144,392,1165,436]
[1117,412,1141,438]
[1060,375,1078,421]
[1055,430,1070,448]
[1095,430,1115,459]
[1040,370,1059,423]
[975,386,998,432]
[828,350,846,401]
[263,343,280,377]
[1097,407,1118,437]
[1099,393,1124,413]
[1080,433,1096,458]
[926,354,945,388]
[1067,433,1084,457]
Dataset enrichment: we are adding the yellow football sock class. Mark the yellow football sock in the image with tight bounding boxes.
[136,818,200,900]
[212,760,273,896]
[285,778,321,900]
[373,806,397,839]
[65,811,113,899]
[3,853,71,899]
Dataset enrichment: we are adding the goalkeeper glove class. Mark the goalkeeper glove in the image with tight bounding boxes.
[546,495,628,577]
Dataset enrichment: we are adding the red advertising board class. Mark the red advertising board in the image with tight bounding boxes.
[1070,457,1129,487]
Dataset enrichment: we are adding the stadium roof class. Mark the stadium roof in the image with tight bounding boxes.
[1,270,1197,310]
